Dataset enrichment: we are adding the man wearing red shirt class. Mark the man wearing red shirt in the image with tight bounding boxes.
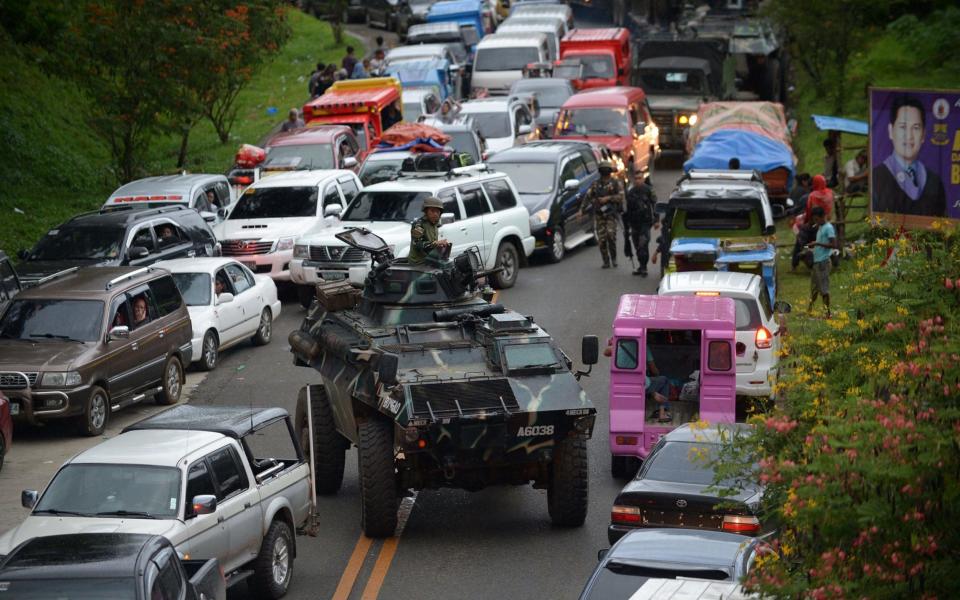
[792,175,834,270]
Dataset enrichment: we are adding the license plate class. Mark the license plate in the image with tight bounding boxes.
[9,402,19,416]
[242,261,257,270]
[320,271,347,281]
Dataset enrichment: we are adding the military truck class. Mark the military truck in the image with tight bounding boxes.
[290,228,598,537]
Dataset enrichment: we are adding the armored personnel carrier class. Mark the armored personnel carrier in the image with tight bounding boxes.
[289,228,598,537]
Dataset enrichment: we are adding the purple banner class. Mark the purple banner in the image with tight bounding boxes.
[870,88,960,220]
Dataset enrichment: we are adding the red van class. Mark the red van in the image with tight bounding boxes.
[559,28,631,90]
[553,87,660,179]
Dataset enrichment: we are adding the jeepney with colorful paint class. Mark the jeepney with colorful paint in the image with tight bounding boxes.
[303,77,403,153]
[289,228,598,538]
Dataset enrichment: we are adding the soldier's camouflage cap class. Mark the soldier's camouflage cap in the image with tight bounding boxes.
[422,196,444,210]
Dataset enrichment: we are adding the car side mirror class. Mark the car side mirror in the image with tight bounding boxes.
[127,246,149,260]
[199,211,218,222]
[108,325,130,341]
[378,352,400,385]
[217,207,228,219]
[634,122,646,135]
[564,178,580,191]
[343,156,358,169]
[774,301,792,314]
[597,548,609,561]
[17,249,29,260]
[517,124,532,136]
[21,490,38,509]
[324,203,343,218]
[216,292,234,305]
[191,494,217,516]
[440,212,456,225]
[582,335,599,365]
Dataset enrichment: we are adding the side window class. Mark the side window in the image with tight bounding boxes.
[225,264,253,294]
[208,447,248,500]
[570,157,588,179]
[758,286,773,320]
[215,181,231,207]
[628,104,640,127]
[580,150,598,173]
[185,460,217,510]
[438,189,461,219]
[0,261,17,298]
[323,183,342,209]
[127,288,156,329]
[338,177,360,205]
[154,222,185,248]
[110,295,131,330]
[148,276,183,317]
[482,179,517,210]
[130,226,156,253]
[615,338,639,370]
[708,341,732,371]
[559,158,578,185]
[515,106,532,129]
[459,184,491,218]
[214,268,233,296]
[152,548,185,600]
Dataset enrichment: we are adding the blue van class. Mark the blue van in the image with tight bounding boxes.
[426,0,490,45]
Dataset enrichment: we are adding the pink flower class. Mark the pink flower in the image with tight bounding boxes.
[945,278,954,289]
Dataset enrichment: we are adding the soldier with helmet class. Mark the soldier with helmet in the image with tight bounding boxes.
[580,160,624,268]
[408,196,452,264]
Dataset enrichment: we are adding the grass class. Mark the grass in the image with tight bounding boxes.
[0,8,361,257]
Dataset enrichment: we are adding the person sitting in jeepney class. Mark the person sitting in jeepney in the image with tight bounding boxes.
[382,100,403,130]
[438,98,462,123]
[645,344,671,423]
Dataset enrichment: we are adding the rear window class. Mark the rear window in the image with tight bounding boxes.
[148,276,183,316]
[642,441,722,485]
[230,186,318,219]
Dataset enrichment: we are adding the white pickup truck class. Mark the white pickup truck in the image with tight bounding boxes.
[0,406,311,599]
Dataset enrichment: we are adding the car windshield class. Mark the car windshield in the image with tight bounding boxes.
[444,131,481,161]
[488,162,555,195]
[474,47,540,71]
[639,69,706,94]
[0,579,135,599]
[263,143,335,170]
[0,299,104,342]
[468,111,511,139]
[35,464,182,519]
[229,186,318,219]
[580,54,615,79]
[171,273,212,306]
[556,108,630,137]
[511,82,571,108]
[643,441,733,486]
[341,191,434,222]
[358,156,407,186]
[28,226,124,261]
[503,342,559,370]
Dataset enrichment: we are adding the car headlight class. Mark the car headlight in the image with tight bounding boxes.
[41,371,82,388]
[293,244,310,258]
[276,237,296,252]
[529,209,550,229]
[688,114,698,126]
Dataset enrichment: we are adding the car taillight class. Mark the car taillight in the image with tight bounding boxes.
[615,436,637,445]
[611,505,641,524]
[755,326,772,349]
[722,515,761,535]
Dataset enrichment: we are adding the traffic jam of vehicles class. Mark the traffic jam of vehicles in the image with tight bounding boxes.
[0,2,803,598]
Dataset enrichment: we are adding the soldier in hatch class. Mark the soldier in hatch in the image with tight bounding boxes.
[580,160,624,268]
[408,196,452,264]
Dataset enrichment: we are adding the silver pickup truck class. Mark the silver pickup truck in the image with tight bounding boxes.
[0,406,311,599]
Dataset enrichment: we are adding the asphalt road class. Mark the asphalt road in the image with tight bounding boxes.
[197,168,683,600]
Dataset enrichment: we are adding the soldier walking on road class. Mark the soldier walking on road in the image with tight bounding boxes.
[408,196,452,265]
[580,161,623,269]
[623,172,659,277]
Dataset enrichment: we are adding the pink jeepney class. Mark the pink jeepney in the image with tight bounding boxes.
[609,294,737,467]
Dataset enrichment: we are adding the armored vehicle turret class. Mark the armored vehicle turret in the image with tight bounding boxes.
[290,228,598,537]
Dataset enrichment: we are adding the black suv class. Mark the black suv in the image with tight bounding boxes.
[486,141,601,263]
[16,206,219,286]
[0,252,22,313]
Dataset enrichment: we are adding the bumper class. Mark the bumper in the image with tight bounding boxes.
[736,368,775,397]
[230,250,293,282]
[189,334,204,363]
[6,385,92,425]
[521,235,536,257]
[290,259,368,286]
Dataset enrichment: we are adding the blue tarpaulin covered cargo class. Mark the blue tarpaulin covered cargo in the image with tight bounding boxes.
[684,129,795,191]
[384,59,451,99]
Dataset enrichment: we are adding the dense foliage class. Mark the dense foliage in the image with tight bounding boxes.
[718,225,960,598]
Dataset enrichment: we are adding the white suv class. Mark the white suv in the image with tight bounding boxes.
[213,170,362,282]
[290,165,535,306]
[658,271,789,399]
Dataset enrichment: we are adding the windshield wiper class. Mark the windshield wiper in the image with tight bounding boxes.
[33,508,91,517]
[95,510,157,519]
[30,333,85,343]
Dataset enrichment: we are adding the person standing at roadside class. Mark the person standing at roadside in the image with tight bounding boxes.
[342,46,358,76]
[280,108,304,132]
[580,161,623,269]
[308,62,324,97]
[623,173,659,277]
[806,206,837,319]
[791,174,833,270]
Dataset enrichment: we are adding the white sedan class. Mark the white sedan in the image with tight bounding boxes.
[158,257,281,371]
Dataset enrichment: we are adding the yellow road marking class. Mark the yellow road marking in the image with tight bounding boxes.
[331,535,373,600]
[360,537,399,599]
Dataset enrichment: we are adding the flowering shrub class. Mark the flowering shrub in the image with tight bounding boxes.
[718,224,960,598]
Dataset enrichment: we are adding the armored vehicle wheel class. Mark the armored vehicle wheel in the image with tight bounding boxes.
[296,386,346,495]
[77,385,109,437]
[548,433,588,526]
[250,518,294,599]
[358,419,398,537]
[297,285,315,310]
[491,242,519,289]
[252,308,273,346]
[156,356,183,405]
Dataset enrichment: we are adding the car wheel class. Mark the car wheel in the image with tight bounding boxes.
[297,285,315,310]
[157,356,183,405]
[548,227,565,263]
[296,385,347,495]
[250,519,294,599]
[491,242,519,289]
[548,433,588,526]
[77,385,109,437]
[199,330,219,372]
[358,418,398,537]
[252,308,273,346]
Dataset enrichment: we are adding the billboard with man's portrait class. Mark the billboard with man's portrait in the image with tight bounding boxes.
[870,87,960,227]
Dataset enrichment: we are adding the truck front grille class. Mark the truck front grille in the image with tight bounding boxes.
[222,239,273,256]
[410,378,520,418]
[308,246,367,263]
[0,372,37,389]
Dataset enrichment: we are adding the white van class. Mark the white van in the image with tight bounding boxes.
[496,17,564,61]
[471,32,549,96]
[103,174,233,223]
[509,3,573,34]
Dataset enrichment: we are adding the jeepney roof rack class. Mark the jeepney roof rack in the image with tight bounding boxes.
[105,267,158,290]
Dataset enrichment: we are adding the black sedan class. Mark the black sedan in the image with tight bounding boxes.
[579,529,765,600]
[608,424,765,544]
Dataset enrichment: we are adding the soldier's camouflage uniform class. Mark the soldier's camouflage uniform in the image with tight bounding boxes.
[408,216,441,264]
[581,176,623,267]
